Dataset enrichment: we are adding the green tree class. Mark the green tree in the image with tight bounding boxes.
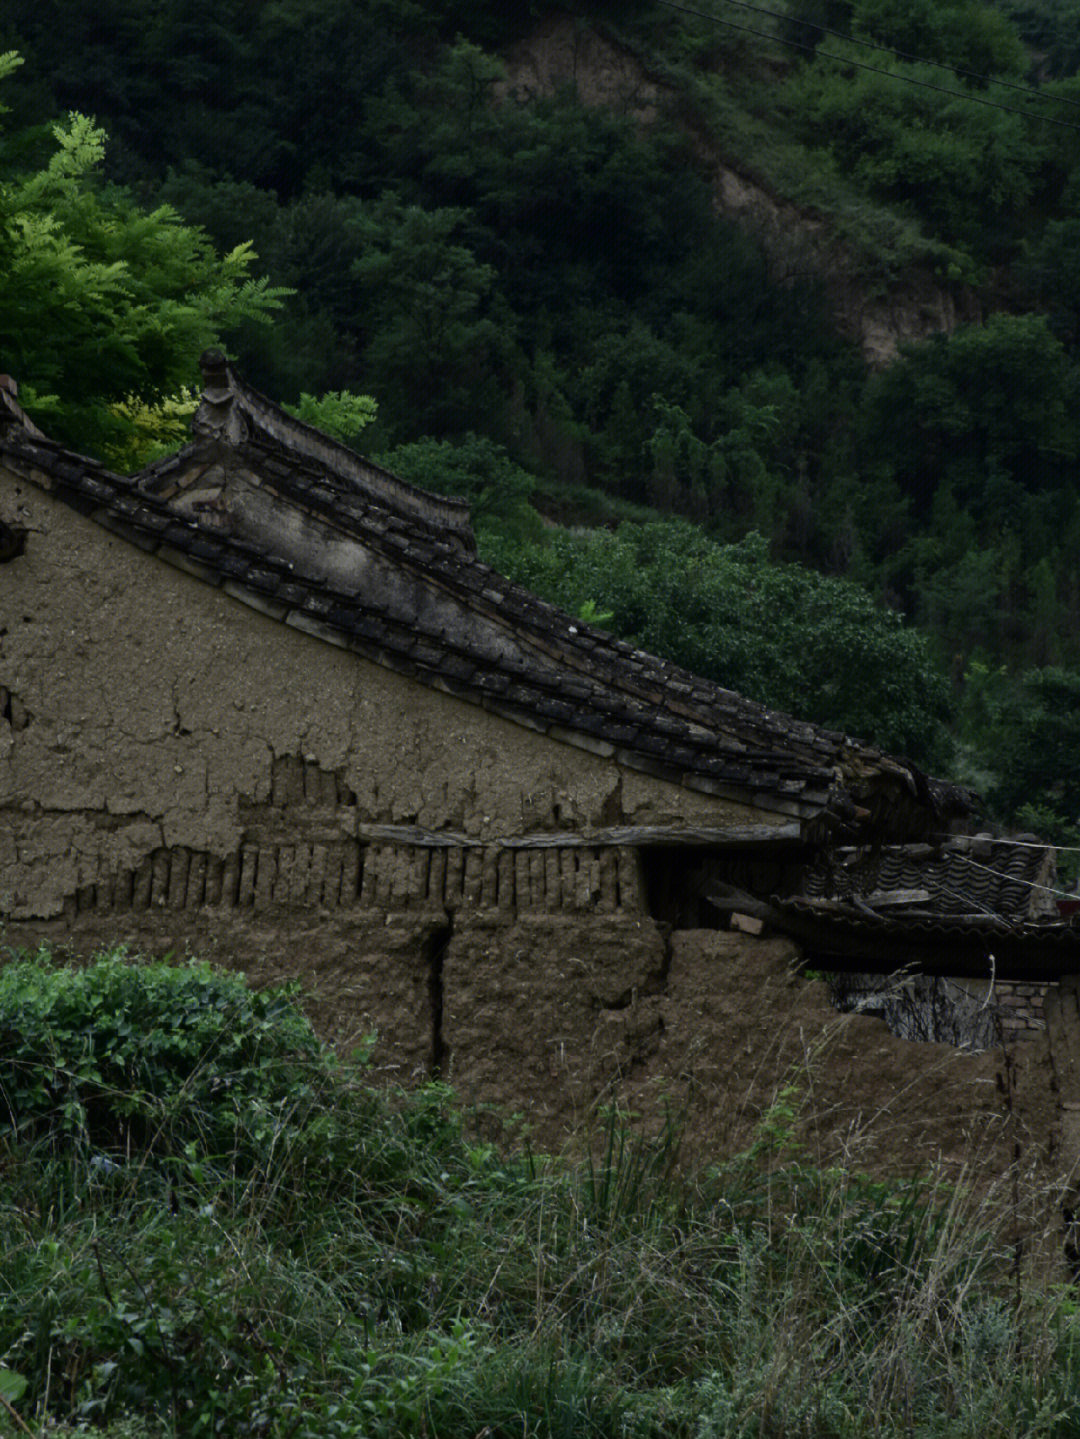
[0,53,285,455]
[494,522,952,764]
[792,44,1034,250]
[350,197,509,441]
[284,390,377,447]
[860,314,1076,506]
[852,0,1026,75]
[988,667,1080,829]
[1021,217,1080,348]
[375,433,544,543]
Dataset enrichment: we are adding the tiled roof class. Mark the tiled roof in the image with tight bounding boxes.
[0,360,975,841]
[772,837,1080,979]
[800,836,1059,921]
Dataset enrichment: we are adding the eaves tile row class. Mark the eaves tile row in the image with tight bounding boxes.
[1,409,962,838]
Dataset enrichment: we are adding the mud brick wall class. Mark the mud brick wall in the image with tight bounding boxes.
[5,835,660,1107]
[0,476,781,926]
[0,466,1075,1233]
[996,981,1051,1042]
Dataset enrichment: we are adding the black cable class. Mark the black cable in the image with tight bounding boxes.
[694,0,1080,111]
[654,0,1080,131]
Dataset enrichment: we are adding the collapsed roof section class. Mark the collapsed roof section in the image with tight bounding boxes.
[705,836,1080,981]
[0,353,974,843]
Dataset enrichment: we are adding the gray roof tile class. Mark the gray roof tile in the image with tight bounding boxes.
[0,363,978,843]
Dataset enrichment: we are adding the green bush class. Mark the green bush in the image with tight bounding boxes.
[0,949,327,1160]
[491,523,953,765]
[3,953,1080,1437]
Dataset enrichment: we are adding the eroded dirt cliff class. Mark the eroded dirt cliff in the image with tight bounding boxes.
[497,16,980,365]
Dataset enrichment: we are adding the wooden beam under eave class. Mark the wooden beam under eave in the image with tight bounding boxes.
[798,930,1080,984]
[354,821,805,850]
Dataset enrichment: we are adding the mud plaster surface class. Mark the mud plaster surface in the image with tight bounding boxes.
[0,476,1070,1253]
[0,480,773,920]
[11,908,1063,1228]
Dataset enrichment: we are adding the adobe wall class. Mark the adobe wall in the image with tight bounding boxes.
[0,473,781,924]
[0,472,1072,1243]
[4,837,1063,1201]
[4,892,1058,1197]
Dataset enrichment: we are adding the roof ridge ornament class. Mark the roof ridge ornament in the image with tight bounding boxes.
[191,353,477,554]
[198,348,235,405]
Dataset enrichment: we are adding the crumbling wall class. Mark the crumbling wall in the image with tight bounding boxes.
[2,835,663,1106]
[996,980,1050,1041]
[0,473,1069,1217]
[0,476,778,924]
[447,921,1058,1183]
[4,854,1064,1208]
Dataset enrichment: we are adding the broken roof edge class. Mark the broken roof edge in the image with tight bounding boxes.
[190,350,477,552]
[0,375,46,439]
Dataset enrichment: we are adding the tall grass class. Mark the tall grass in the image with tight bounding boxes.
[2,951,1079,1437]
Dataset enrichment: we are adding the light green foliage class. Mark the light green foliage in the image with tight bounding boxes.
[494,522,952,764]
[0,57,286,456]
[0,950,327,1159]
[104,388,199,471]
[283,389,378,445]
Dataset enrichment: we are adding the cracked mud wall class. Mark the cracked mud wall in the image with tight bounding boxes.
[0,476,775,925]
[0,474,1067,1214]
[445,925,1060,1191]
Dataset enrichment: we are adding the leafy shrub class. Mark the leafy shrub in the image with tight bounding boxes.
[492,522,952,765]
[0,949,328,1160]
[2,952,1079,1438]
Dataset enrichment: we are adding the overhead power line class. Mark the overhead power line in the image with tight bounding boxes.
[654,0,1080,132]
[696,0,1080,110]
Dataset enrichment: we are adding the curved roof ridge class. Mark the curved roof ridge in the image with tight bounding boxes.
[0,373,975,842]
[192,350,476,551]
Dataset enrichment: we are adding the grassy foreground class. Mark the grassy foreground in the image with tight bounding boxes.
[1,952,1080,1438]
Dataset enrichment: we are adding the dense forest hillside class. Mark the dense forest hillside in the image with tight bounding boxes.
[4,0,1080,835]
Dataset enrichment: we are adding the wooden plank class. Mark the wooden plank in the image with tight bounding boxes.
[863,888,932,908]
[354,821,803,850]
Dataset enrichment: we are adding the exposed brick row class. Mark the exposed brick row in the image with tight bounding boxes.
[71,842,648,917]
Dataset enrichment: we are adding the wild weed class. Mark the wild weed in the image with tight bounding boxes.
[3,950,1080,1437]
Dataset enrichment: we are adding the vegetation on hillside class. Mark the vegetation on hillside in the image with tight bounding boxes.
[3,0,1080,829]
[2,953,1078,1437]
